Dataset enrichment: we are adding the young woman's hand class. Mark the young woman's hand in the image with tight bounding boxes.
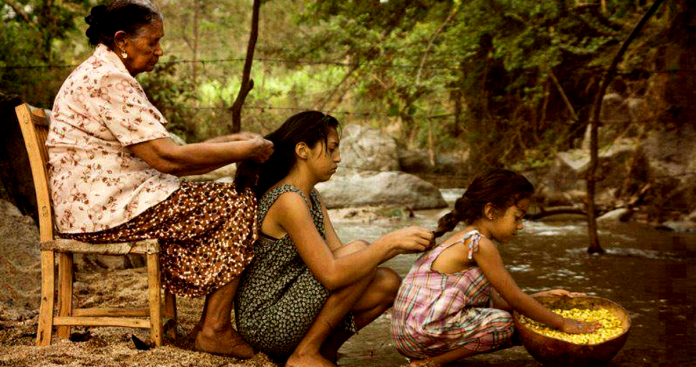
[378,226,434,254]
[560,317,600,334]
[534,289,586,298]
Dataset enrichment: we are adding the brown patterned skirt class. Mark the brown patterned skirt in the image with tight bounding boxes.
[65,180,258,298]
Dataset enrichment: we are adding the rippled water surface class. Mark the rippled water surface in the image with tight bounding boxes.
[332,190,696,367]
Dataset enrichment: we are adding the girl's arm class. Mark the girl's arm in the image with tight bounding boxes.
[128,135,273,177]
[491,289,512,311]
[319,200,405,261]
[270,192,432,290]
[474,238,595,333]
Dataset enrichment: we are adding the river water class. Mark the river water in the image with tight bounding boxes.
[333,189,696,367]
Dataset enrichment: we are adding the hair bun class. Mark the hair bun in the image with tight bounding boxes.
[85,5,107,26]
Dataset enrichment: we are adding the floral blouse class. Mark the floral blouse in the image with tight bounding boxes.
[47,44,180,233]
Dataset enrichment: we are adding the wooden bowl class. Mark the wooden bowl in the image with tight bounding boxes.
[513,296,631,367]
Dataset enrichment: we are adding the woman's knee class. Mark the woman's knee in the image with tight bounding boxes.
[374,267,402,300]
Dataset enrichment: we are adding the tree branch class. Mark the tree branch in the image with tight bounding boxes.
[229,0,260,133]
[316,5,413,111]
[415,7,457,85]
[2,0,36,26]
[549,70,579,122]
[586,0,665,254]
[317,65,359,110]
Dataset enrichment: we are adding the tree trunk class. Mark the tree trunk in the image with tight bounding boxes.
[229,0,260,134]
[450,88,463,137]
[463,34,494,172]
[586,0,665,254]
[39,0,55,62]
[427,117,435,167]
[192,0,200,85]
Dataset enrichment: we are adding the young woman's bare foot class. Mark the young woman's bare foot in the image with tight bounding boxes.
[286,351,336,367]
[194,326,254,359]
[409,358,441,367]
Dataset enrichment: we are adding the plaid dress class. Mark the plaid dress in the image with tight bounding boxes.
[391,230,514,359]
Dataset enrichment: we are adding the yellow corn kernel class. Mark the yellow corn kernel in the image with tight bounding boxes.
[518,308,624,345]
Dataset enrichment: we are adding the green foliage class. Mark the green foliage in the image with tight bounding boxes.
[0,0,678,172]
[290,0,663,170]
[0,0,92,105]
[138,57,197,141]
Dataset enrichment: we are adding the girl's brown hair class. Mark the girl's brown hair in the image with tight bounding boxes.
[433,168,534,239]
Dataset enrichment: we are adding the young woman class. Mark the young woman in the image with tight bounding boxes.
[234,111,434,367]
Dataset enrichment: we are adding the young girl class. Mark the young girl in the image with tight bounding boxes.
[391,169,597,366]
[233,111,434,367]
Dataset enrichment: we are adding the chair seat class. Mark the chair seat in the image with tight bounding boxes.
[41,238,160,255]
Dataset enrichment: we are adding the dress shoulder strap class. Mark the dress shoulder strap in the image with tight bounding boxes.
[257,184,310,223]
[422,230,482,264]
[257,185,326,238]
[460,230,483,260]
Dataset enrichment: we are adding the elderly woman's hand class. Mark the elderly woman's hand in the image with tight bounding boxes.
[248,136,274,163]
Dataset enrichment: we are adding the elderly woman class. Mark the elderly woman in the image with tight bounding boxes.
[47,0,273,358]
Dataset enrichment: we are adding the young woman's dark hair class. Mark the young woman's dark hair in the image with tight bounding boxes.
[85,0,162,47]
[235,111,340,197]
[432,168,534,239]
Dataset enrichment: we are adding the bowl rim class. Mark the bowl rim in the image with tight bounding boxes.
[512,295,632,346]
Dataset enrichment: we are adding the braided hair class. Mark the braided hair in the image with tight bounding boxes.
[432,168,534,239]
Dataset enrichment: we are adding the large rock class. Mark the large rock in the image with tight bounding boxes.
[639,124,696,220]
[398,149,431,173]
[316,168,447,209]
[642,124,696,185]
[581,94,647,150]
[540,120,696,223]
[538,138,646,207]
[399,149,469,175]
[340,124,399,171]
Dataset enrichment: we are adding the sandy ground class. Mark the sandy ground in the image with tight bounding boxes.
[0,199,278,367]
[0,201,414,367]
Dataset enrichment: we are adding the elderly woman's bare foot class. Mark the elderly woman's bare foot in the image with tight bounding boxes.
[194,326,254,359]
[187,323,202,342]
[285,351,336,367]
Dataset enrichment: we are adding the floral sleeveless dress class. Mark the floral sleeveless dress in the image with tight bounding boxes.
[391,230,514,359]
[234,185,356,360]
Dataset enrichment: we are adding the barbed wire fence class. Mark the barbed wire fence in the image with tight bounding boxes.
[4,56,694,122]
[2,56,696,200]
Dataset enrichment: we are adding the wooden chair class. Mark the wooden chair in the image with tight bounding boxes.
[15,103,177,347]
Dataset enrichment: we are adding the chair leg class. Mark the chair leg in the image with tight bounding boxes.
[56,253,73,339]
[163,291,177,340]
[147,253,163,347]
[37,250,55,346]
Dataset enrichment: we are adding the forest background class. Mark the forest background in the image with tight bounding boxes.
[1,0,694,178]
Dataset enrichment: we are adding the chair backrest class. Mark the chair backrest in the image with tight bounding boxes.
[15,103,54,243]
